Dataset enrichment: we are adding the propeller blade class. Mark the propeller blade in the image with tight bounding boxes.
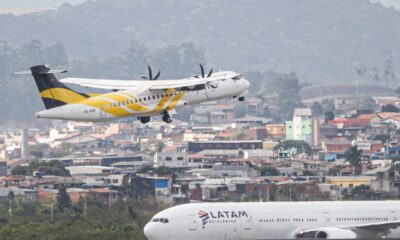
[153,71,161,80]
[200,64,205,78]
[148,65,153,80]
[207,68,213,78]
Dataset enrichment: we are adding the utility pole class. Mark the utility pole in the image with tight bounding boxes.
[8,200,12,224]
[50,203,54,222]
[84,197,87,220]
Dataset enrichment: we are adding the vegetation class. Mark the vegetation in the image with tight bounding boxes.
[344,146,363,175]
[10,160,70,176]
[273,140,312,155]
[0,196,166,240]
[256,166,280,176]
[137,166,173,175]
[324,111,335,123]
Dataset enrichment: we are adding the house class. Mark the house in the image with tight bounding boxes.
[154,152,188,169]
[325,176,374,189]
[266,124,286,140]
[232,116,270,129]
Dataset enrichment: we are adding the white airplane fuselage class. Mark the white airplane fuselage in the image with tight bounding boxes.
[35,72,250,122]
[144,201,400,240]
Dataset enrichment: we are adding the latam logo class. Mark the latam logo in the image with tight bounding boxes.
[198,210,249,228]
[198,210,209,228]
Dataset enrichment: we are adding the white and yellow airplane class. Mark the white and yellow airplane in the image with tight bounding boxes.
[20,65,250,123]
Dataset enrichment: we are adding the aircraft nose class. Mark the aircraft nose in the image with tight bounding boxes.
[243,78,250,89]
[144,223,154,240]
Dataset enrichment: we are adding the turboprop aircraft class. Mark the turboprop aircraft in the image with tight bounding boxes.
[17,65,250,123]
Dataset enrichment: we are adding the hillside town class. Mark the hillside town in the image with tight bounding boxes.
[2,95,400,206]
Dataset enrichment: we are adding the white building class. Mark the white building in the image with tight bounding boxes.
[154,152,188,169]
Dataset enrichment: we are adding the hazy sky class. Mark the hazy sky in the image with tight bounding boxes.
[0,0,399,10]
[372,0,400,9]
[0,0,86,9]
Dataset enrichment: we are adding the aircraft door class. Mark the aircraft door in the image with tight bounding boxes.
[322,212,331,225]
[390,211,398,221]
[205,80,219,100]
[187,214,198,231]
[240,215,253,239]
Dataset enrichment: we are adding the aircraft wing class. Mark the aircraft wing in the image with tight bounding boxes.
[295,221,400,239]
[60,78,144,90]
[60,77,211,91]
[148,78,210,90]
[350,220,400,231]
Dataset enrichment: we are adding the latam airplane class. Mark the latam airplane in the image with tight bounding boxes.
[17,65,249,123]
[144,201,400,239]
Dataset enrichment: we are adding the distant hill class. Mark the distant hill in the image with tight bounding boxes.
[1,0,400,84]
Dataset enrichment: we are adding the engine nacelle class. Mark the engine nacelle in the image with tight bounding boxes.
[296,227,357,239]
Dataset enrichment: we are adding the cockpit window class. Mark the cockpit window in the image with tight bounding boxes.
[152,218,169,223]
[232,76,240,80]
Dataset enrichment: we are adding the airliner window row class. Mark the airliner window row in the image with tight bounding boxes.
[108,92,180,108]
[258,218,317,223]
[208,219,237,224]
[336,217,389,222]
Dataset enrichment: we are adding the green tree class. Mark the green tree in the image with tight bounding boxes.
[311,101,323,116]
[57,187,72,211]
[344,146,363,175]
[256,166,280,176]
[273,140,312,155]
[381,104,399,113]
[324,111,335,122]
[11,166,27,176]
[359,97,378,111]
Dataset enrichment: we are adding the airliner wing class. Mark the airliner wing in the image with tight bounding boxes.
[296,221,400,239]
[60,78,144,90]
[351,220,400,231]
[148,79,210,90]
[60,77,210,91]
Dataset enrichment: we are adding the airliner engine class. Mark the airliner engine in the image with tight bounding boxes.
[296,227,357,239]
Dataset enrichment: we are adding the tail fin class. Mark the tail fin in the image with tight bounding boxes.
[30,65,90,109]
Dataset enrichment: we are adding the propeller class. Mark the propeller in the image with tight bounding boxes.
[140,65,161,80]
[199,64,213,78]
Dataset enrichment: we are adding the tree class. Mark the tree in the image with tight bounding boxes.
[359,97,378,111]
[344,146,363,175]
[257,166,280,176]
[311,102,323,116]
[57,187,71,211]
[381,104,400,113]
[324,111,335,122]
[371,134,390,143]
[11,166,27,176]
[273,140,312,155]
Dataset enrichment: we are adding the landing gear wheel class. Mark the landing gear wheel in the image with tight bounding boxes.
[238,96,245,101]
[162,113,173,124]
[139,116,151,124]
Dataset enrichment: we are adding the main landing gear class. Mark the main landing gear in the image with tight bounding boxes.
[139,116,151,124]
[162,112,173,124]
[238,96,245,101]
